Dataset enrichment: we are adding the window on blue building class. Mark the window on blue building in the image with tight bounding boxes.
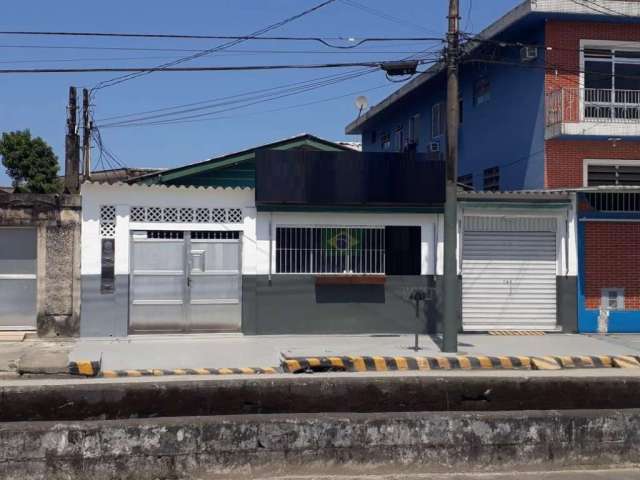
[473,76,491,106]
[381,132,391,151]
[394,126,404,151]
[458,174,473,190]
[483,166,500,191]
[431,102,445,138]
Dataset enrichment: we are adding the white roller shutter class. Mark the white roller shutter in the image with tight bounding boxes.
[462,217,558,331]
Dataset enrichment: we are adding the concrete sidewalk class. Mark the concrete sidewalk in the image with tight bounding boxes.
[66,333,640,371]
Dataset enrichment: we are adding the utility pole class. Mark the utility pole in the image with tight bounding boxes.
[64,86,80,194]
[82,88,92,181]
[443,0,460,353]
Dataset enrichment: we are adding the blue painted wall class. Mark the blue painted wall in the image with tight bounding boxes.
[361,26,546,191]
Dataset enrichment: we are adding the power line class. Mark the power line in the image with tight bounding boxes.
[568,0,631,17]
[91,0,339,91]
[0,59,433,74]
[0,30,444,46]
[338,0,439,34]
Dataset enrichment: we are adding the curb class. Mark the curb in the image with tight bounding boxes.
[99,366,279,378]
[530,355,613,370]
[68,360,102,377]
[282,355,533,373]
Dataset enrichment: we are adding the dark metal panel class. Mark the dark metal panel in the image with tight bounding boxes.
[255,151,445,207]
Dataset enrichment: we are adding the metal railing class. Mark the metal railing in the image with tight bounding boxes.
[546,87,640,126]
[584,191,640,212]
[275,226,385,274]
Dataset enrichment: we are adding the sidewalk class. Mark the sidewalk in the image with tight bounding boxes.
[68,333,640,371]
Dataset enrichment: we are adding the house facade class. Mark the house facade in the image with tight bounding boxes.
[346,0,640,332]
[80,134,450,337]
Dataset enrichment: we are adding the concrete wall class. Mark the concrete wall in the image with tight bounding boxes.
[2,409,640,479]
[0,194,81,337]
[242,275,449,335]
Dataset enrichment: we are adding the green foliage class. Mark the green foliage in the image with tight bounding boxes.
[0,129,61,193]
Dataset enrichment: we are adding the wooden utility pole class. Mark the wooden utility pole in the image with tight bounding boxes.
[64,86,80,194]
[82,88,92,181]
[442,0,460,352]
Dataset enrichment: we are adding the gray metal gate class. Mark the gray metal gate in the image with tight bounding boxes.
[129,231,241,333]
[0,227,37,330]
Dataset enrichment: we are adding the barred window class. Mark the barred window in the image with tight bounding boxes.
[483,166,500,192]
[276,226,385,274]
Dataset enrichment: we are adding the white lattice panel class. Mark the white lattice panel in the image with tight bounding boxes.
[195,208,210,223]
[228,208,243,223]
[130,207,146,222]
[180,207,194,222]
[212,208,227,223]
[147,207,162,222]
[163,207,178,222]
[100,205,116,222]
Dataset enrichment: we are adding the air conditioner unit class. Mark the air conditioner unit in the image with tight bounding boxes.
[520,46,538,62]
[429,142,440,152]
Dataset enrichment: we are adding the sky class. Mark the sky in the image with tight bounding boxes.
[0,0,522,185]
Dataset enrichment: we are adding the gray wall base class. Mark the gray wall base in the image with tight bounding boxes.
[80,275,129,337]
[557,276,578,333]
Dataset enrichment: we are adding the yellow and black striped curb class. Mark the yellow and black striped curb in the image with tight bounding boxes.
[530,355,614,370]
[99,366,279,378]
[68,360,101,377]
[282,355,640,373]
[281,355,533,373]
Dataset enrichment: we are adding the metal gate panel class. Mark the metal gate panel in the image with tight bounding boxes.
[462,229,557,331]
[188,239,241,332]
[0,227,37,330]
[129,235,186,333]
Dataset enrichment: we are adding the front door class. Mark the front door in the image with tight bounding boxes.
[129,231,241,333]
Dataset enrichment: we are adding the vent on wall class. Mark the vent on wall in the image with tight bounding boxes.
[129,206,243,224]
[99,205,116,238]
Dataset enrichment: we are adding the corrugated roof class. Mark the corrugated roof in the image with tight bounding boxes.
[82,180,251,191]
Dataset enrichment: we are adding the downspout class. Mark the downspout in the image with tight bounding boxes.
[565,207,570,277]
[268,212,273,286]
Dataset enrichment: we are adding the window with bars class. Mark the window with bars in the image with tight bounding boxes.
[276,226,385,274]
[431,102,446,138]
[483,166,500,191]
[587,163,640,186]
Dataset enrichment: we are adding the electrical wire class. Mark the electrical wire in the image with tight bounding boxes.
[90,0,339,91]
[568,0,631,17]
[337,0,439,34]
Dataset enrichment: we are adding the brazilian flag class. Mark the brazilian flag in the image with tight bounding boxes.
[323,228,362,252]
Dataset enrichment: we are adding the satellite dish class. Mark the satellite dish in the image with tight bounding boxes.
[355,95,369,117]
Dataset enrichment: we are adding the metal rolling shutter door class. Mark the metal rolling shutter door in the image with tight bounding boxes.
[462,217,557,331]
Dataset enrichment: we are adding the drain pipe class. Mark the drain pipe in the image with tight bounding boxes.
[268,212,273,286]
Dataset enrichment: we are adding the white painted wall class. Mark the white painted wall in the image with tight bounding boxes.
[81,182,256,275]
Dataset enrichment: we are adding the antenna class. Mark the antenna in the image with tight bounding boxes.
[355,95,368,117]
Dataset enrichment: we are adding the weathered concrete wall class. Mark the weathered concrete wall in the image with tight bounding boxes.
[0,194,81,336]
[1,409,639,479]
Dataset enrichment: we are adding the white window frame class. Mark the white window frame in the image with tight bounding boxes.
[601,288,624,311]
[579,39,640,122]
[583,159,640,187]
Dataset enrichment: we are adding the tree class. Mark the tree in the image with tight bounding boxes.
[0,129,62,193]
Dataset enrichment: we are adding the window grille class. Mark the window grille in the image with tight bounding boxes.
[147,207,162,222]
[483,166,500,191]
[601,288,624,311]
[584,192,640,212]
[431,102,445,138]
[587,164,640,186]
[99,205,116,238]
[228,208,243,223]
[191,231,240,240]
[276,226,385,274]
[146,231,184,239]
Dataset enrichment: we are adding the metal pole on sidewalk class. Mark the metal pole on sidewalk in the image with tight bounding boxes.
[443,0,460,353]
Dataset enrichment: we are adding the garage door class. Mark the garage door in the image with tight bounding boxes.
[129,231,241,333]
[462,217,557,331]
[0,227,37,330]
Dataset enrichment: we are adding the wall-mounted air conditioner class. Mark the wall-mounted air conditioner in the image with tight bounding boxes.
[520,46,538,62]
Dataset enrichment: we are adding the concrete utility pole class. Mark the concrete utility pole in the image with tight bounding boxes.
[82,88,91,181]
[442,0,460,352]
[64,86,80,194]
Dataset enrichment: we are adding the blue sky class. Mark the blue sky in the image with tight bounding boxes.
[0,0,521,185]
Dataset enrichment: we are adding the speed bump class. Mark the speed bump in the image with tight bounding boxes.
[99,366,279,378]
[281,355,533,373]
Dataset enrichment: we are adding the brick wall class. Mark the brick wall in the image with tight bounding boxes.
[545,21,640,93]
[584,222,640,310]
[545,139,640,188]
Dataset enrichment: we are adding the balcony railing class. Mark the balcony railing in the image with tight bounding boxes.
[546,87,640,134]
